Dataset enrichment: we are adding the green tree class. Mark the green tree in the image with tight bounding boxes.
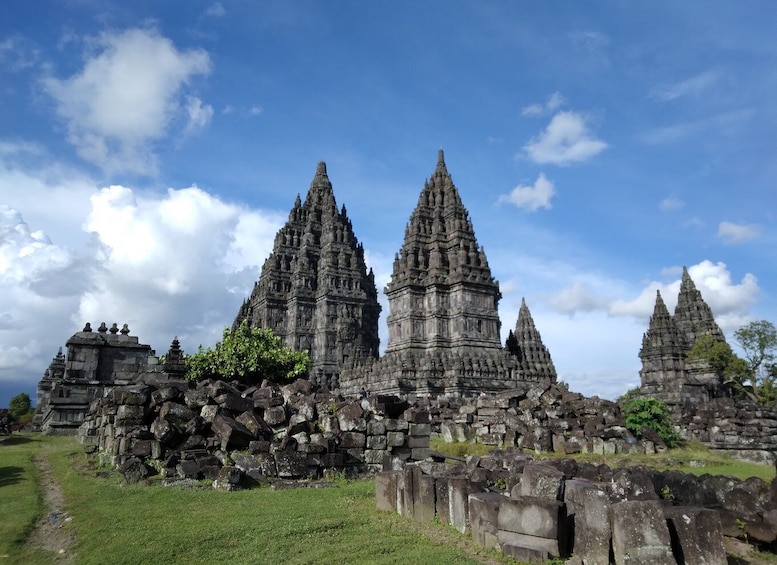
[734,320,777,403]
[686,335,749,385]
[621,396,680,448]
[8,393,32,421]
[185,321,310,386]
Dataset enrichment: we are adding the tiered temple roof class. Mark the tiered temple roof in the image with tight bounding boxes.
[509,298,557,382]
[234,161,381,387]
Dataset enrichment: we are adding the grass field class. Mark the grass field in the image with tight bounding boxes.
[430,437,777,482]
[4,434,776,564]
[1,434,507,565]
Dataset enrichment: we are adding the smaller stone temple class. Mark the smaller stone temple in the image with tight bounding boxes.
[33,323,184,435]
[637,267,727,408]
[339,151,557,397]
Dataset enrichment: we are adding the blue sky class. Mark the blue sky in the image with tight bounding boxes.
[1,1,775,407]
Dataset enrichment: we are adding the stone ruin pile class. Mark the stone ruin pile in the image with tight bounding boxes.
[426,383,648,455]
[77,377,431,488]
[378,451,777,564]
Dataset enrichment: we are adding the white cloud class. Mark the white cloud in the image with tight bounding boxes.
[548,281,611,315]
[523,111,608,165]
[205,3,226,17]
[609,260,759,333]
[43,28,211,175]
[521,91,565,117]
[498,173,555,211]
[184,96,214,135]
[248,106,263,116]
[0,35,39,71]
[0,162,286,401]
[718,221,760,244]
[659,196,684,212]
[651,70,721,102]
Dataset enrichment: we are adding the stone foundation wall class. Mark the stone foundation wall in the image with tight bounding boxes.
[379,451,777,562]
[78,378,431,485]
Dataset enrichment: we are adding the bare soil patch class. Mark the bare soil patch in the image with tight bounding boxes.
[27,453,75,563]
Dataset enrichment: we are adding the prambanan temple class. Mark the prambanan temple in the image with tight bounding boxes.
[234,150,557,396]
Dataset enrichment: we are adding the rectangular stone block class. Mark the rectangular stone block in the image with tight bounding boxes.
[497,531,561,557]
[469,492,505,549]
[340,432,366,448]
[410,447,429,460]
[665,506,726,565]
[435,477,452,526]
[519,462,565,500]
[386,431,405,447]
[449,477,482,534]
[364,449,385,465]
[376,471,400,512]
[409,423,431,436]
[498,496,566,542]
[367,435,387,450]
[564,479,611,565]
[407,435,430,448]
[611,500,674,565]
[501,542,549,564]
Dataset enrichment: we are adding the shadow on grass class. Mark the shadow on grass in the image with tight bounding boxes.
[0,434,39,446]
[0,466,24,488]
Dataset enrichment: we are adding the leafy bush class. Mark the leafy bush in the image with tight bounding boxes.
[621,396,680,448]
[185,321,310,386]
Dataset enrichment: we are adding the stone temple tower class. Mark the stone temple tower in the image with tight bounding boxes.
[339,151,557,397]
[637,268,726,408]
[234,162,381,388]
[385,150,503,354]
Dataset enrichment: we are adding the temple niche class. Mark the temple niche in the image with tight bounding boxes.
[233,161,381,389]
[637,267,728,409]
[339,151,557,397]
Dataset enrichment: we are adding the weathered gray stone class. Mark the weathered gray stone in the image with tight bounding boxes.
[498,496,566,557]
[469,492,505,549]
[118,456,149,484]
[212,466,242,491]
[263,405,287,426]
[274,451,307,478]
[610,500,674,565]
[564,479,611,565]
[664,506,726,565]
[376,471,400,512]
[519,462,565,500]
[211,413,255,449]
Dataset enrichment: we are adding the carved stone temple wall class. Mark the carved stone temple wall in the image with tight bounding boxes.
[338,151,557,397]
[233,162,381,389]
[637,267,728,409]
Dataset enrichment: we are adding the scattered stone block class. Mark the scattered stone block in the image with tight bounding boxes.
[665,506,726,565]
[610,500,674,565]
[564,479,611,565]
[497,496,567,557]
[469,492,505,549]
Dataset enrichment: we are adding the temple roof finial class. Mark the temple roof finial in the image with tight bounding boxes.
[316,161,327,176]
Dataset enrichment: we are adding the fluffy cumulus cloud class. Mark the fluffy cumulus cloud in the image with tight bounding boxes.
[0,168,285,403]
[609,260,759,332]
[498,173,555,211]
[523,111,608,165]
[43,28,211,174]
[718,221,760,244]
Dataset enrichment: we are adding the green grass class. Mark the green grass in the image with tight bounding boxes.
[431,437,776,482]
[3,434,506,564]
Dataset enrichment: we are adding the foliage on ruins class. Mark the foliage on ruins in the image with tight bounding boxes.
[621,396,680,448]
[8,393,33,422]
[734,320,777,404]
[184,321,310,386]
[687,335,749,382]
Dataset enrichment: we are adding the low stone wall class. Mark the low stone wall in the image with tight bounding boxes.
[421,382,777,463]
[378,451,777,563]
[77,378,431,486]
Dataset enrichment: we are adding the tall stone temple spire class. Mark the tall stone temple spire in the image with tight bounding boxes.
[639,291,686,397]
[340,151,556,397]
[673,266,725,347]
[636,268,728,409]
[234,161,381,388]
[510,298,557,381]
[385,149,502,354]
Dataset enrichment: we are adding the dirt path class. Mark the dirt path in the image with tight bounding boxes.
[27,452,76,563]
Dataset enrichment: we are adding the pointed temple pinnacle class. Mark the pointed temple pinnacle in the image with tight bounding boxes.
[436,149,446,172]
[316,161,328,176]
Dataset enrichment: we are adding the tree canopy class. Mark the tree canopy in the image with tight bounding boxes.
[734,320,777,404]
[185,321,310,386]
[8,393,32,421]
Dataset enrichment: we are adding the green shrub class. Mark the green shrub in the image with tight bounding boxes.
[185,321,310,386]
[622,397,680,448]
